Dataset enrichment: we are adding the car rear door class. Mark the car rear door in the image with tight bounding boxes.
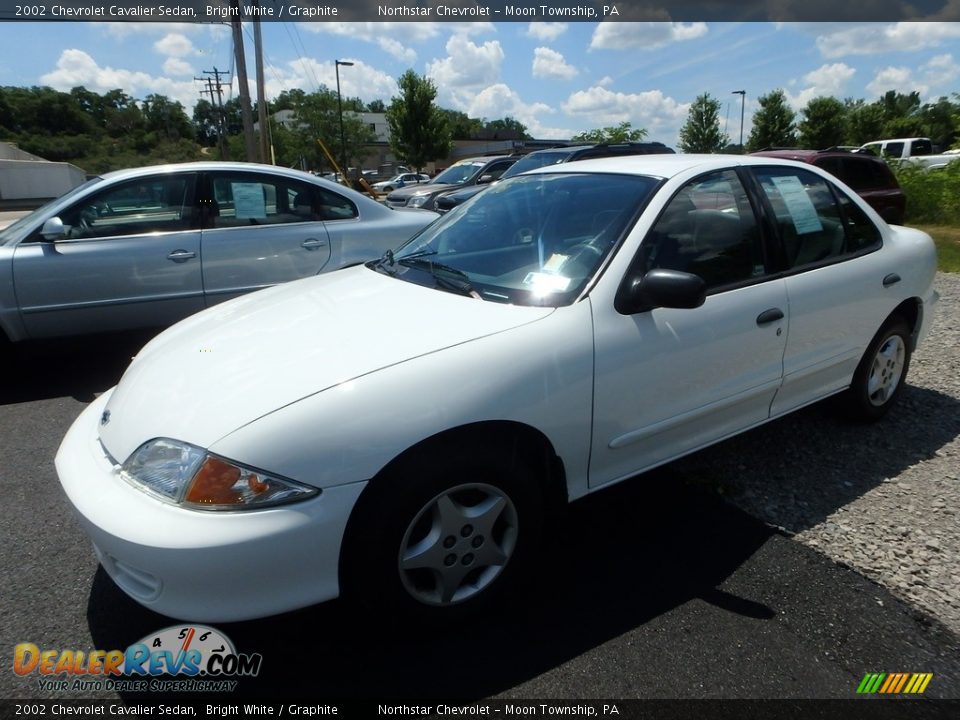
[749,165,891,417]
[589,169,789,487]
[200,170,332,305]
[12,172,204,339]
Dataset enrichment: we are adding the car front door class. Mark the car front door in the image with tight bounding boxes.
[589,169,789,488]
[12,173,203,339]
[200,171,333,305]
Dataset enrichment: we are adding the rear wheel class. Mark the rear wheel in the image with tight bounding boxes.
[340,445,542,622]
[843,316,911,421]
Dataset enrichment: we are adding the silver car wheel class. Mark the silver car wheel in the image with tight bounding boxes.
[398,482,519,606]
[866,334,906,407]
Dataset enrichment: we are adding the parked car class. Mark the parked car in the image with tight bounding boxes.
[0,162,436,345]
[57,155,937,622]
[436,142,675,213]
[371,173,431,193]
[750,148,907,225]
[860,137,960,170]
[385,155,518,211]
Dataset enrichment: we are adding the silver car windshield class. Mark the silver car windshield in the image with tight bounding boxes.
[382,172,658,307]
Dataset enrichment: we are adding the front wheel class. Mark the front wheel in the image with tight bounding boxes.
[340,448,542,622]
[843,317,912,421]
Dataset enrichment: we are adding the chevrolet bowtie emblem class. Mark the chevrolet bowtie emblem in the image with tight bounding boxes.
[100,410,111,426]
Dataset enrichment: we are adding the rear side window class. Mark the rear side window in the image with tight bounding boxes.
[752,167,879,269]
[209,174,356,227]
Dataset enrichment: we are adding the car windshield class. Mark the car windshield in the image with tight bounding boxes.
[430,161,487,186]
[375,172,657,307]
[0,176,103,242]
[501,151,573,179]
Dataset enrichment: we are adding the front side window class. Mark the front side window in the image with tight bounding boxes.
[376,172,657,306]
[639,170,765,290]
[59,174,195,240]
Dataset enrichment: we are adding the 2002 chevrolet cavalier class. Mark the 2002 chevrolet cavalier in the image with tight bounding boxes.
[57,155,938,622]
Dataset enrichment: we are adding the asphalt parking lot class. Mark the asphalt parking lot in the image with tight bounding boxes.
[1,331,958,713]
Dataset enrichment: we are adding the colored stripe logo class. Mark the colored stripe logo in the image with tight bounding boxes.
[857,672,933,694]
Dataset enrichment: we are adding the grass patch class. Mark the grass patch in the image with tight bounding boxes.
[914,225,960,273]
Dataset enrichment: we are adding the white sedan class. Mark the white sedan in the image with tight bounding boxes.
[371,172,431,193]
[57,155,938,622]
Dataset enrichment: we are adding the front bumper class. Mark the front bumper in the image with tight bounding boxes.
[55,392,366,622]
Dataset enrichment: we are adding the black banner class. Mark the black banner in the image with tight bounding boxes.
[0,0,957,23]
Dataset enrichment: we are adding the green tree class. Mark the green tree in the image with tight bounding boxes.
[678,93,727,153]
[571,121,647,144]
[288,87,375,171]
[482,116,530,139]
[746,89,796,151]
[798,96,847,149]
[385,70,451,172]
[142,94,192,141]
[918,96,958,150]
[366,99,386,113]
[844,99,885,145]
[439,109,482,139]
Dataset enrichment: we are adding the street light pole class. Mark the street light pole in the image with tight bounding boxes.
[335,59,354,180]
[732,90,746,153]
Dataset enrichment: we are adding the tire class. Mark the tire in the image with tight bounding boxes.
[843,316,912,421]
[340,444,543,623]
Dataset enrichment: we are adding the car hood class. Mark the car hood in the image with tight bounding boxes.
[99,266,554,462]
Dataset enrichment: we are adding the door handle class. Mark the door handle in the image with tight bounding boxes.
[882,273,901,288]
[167,249,196,262]
[301,238,328,250]
[756,308,784,325]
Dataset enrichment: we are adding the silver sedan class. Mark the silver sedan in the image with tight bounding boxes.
[0,161,436,343]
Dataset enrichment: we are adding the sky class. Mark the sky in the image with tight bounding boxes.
[0,20,958,146]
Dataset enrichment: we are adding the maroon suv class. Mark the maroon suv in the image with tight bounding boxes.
[750,149,906,225]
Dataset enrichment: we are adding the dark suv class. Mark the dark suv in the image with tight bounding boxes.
[384,155,518,212]
[750,148,906,225]
[435,142,675,213]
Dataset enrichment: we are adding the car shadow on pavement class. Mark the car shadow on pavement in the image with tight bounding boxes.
[669,383,960,535]
[0,331,155,405]
[86,472,780,700]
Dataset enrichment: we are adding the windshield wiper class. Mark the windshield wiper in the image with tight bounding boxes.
[396,256,481,299]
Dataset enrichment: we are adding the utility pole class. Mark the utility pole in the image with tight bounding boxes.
[252,7,270,164]
[198,67,230,160]
[231,0,257,162]
[732,90,746,153]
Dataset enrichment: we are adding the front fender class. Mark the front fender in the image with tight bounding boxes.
[209,300,595,502]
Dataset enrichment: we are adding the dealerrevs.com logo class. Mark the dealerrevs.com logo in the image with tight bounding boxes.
[13,625,262,693]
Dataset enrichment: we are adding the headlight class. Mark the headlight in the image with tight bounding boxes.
[120,438,319,510]
[406,195,430,208]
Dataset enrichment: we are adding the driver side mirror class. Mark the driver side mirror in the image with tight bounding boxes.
[39,216,66,241]
[477,174,495,185]
[616,268,706,315]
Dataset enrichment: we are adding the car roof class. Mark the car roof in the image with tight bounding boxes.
[524,153,802,179]
[98,161,326,183]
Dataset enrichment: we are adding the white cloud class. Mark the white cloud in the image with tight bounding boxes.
[562,85,688,139]
[426,34,505,110]
[103,22,202,38]
[532,47,578,80]
[162,58,194,77]
[865,54,960,100]
[590,21,708,51]
[815,22,960,58]
[39,49,197,108]
[526,23,568,41]
[154,33,195,58]
[465,83,571,139]
[785,62,856,108]
[299,21,494,63]
[597,76,614,87]
[263,58,398,104]
[867,66,923,98]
